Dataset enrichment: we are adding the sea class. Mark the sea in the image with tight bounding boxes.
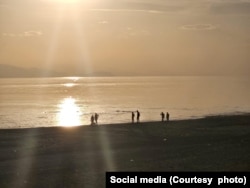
[0,76,250,129]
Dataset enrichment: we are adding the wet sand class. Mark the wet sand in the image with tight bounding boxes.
[0,114,250,188]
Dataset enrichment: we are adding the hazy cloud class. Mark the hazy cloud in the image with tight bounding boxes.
[181,24,217,30]
[119,27,151,38]
[210,1,250,14]
[23,31,43,36]
[2,33,16,37]
[98,20,108,24]
[89,1,185,14]
[90,8,164,14]
[2,31,43,37]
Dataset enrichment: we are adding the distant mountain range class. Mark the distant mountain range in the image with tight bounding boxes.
[0,64,114,78]
[0,64,63,78]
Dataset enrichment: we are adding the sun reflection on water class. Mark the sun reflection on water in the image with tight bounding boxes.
[57,97,82,127]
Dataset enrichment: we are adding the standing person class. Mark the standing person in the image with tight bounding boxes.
[90,114,95,125]
[166,112,170,122]
[136,110,140,123]
[94,113,99,124]
[160,112,165,122]
[132,111,135,123]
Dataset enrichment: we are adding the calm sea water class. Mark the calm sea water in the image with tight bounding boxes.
[0,76,250,128]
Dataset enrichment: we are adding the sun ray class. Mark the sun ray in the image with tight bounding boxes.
[42,5,65,77]
[44,0,115,172]
[70,4,93,76]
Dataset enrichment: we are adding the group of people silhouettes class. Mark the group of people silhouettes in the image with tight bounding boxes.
[131,110,140,123]
[90,110,170,125]
[90,113,99,125]
[161,112,170,122]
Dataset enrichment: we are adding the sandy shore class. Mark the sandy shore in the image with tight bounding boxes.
[0,114,250,188]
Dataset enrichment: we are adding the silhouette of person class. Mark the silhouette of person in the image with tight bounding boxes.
[161,112,165,122]
[136,110,140,123]
[132,112,135,123]
[91,114,95,125]
[166,112,170,122]
[94,113,99,124]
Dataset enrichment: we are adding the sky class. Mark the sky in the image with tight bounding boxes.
[0,0,250,76]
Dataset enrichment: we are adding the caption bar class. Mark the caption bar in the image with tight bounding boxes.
[106,172,249,187]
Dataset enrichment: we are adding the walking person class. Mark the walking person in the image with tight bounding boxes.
[136,110,140,123]
[166,112,170,122]
[94,113,99,124]
[90,114,95,125]
[132,111,135,123]
[160,112,165,122]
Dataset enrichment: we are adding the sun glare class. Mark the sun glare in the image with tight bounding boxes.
[57,97,82,127]
[53,0,80,4]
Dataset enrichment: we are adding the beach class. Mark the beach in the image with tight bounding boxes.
[0,114,250,188]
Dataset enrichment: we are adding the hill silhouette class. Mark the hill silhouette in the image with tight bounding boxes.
[0,64,62,78]
[0,64,115,78]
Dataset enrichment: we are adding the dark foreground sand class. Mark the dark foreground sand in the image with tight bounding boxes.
[0,114,250,188]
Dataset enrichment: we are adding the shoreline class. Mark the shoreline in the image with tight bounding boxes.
[0,114,249,187]
[1,112,250,130]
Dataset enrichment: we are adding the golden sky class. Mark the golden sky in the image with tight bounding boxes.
[0,0,250,76]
